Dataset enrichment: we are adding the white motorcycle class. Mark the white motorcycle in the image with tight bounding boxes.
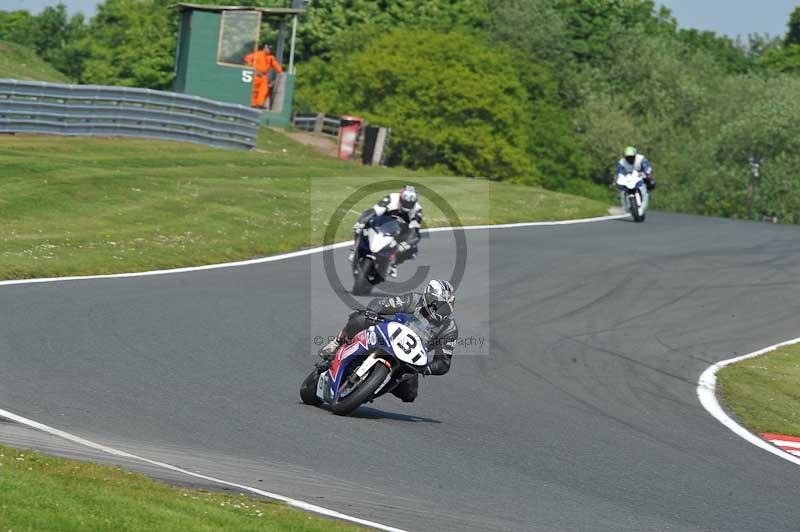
[616,170,649,223]
[351,215,401,295]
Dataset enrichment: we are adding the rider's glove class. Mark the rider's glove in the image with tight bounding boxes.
[353,222,365,234]
[363,309,380,325]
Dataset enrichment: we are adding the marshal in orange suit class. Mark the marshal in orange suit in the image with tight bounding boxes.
[244,44,284,108]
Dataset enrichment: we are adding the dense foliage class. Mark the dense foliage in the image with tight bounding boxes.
[3,1,800,221]
[297,29,537,180]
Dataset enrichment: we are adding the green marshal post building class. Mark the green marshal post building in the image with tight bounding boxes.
[172,2,305,127]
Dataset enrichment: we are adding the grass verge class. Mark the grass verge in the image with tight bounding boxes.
[717,345,800,437]
[0,129,610,280]
[0,443,364,531]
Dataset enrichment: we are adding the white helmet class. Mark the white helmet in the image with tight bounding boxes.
[399,186,418,212]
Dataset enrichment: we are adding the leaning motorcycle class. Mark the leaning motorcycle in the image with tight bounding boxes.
[616,170,649,223]
[300,312,429,416]
[351,215,401,295]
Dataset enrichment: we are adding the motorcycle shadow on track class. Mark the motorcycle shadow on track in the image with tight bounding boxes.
[348,406,441,423]
[297,402,441,423]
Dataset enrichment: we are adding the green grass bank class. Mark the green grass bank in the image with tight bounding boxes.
[0,40,70,82]
[0,129,609,280]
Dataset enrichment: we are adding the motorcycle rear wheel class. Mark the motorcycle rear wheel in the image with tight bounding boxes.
[331,363,390,416]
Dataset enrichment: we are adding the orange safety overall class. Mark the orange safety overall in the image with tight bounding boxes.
[244,50,284,108]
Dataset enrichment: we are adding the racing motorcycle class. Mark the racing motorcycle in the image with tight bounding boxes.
[300,312,429,416]
[351,214,401,295]
[616,170,649,223]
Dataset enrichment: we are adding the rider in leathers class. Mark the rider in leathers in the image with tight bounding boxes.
[353,185,422,278]
[617,146,655,191]
[319,280,457,402]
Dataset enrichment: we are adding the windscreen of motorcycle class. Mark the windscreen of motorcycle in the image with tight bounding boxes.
[374,217,401,236]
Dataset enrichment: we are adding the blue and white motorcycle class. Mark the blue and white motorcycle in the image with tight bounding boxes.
[300,313,429,416]
[616,170,649,222]
[351,215,402,296]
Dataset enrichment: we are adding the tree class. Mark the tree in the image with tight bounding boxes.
[33,5,89,80]
[785,6,800,46]
[0,4,89,81]
[488,0,568,65]
[80,0,176,89]
[676,28,752,74]
[760,44,800,75]
[293,0,489,61]
[0,10,36,49]
[297,29,536,181]
[554,0,669,64]
[715,77,800,166]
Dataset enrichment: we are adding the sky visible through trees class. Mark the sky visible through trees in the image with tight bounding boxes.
[10,0,799,38]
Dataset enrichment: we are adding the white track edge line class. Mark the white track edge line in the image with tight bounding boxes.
[0,213,623,531]
[697,337,800,466]
[0,214,625,287]
[0,407,409,532]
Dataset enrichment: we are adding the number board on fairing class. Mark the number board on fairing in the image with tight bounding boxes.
[387,323,427,366]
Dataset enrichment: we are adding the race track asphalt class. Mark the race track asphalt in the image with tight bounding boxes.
[1,212,799,531]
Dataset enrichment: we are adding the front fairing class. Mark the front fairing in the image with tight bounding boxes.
[364,216,400,254]
[616,172,644,191]
[368,229,396,253]
[326,316,429,400]
[328,329,375,398]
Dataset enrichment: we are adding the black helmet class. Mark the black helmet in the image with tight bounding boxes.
[422,279,455,322]
[399,186,418,212]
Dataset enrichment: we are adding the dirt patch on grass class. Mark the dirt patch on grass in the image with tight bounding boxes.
[280,129,340,158]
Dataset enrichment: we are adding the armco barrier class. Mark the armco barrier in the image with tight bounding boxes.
[293,113,340,137]
[0,79,261,150]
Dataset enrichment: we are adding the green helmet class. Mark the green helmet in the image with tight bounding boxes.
[624,146,637,157]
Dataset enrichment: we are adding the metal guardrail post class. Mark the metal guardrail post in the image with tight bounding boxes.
[313,113,325,134]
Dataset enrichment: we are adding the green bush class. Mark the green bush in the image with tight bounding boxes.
[297,28,538,181]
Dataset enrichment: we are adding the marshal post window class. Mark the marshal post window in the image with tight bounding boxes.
[217,10,261,67]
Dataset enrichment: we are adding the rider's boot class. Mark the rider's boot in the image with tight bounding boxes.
[389,263,398,278]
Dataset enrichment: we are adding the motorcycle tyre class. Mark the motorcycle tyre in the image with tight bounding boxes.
[352,259,374,296]
[630,192,646,223]
[331,363,390,416]
[300,369,324,406]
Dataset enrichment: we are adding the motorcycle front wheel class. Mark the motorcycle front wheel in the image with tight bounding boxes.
[300,368,323,406]
[352,259,374,295]
[630,192,646,223]
[331,363,390,416]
